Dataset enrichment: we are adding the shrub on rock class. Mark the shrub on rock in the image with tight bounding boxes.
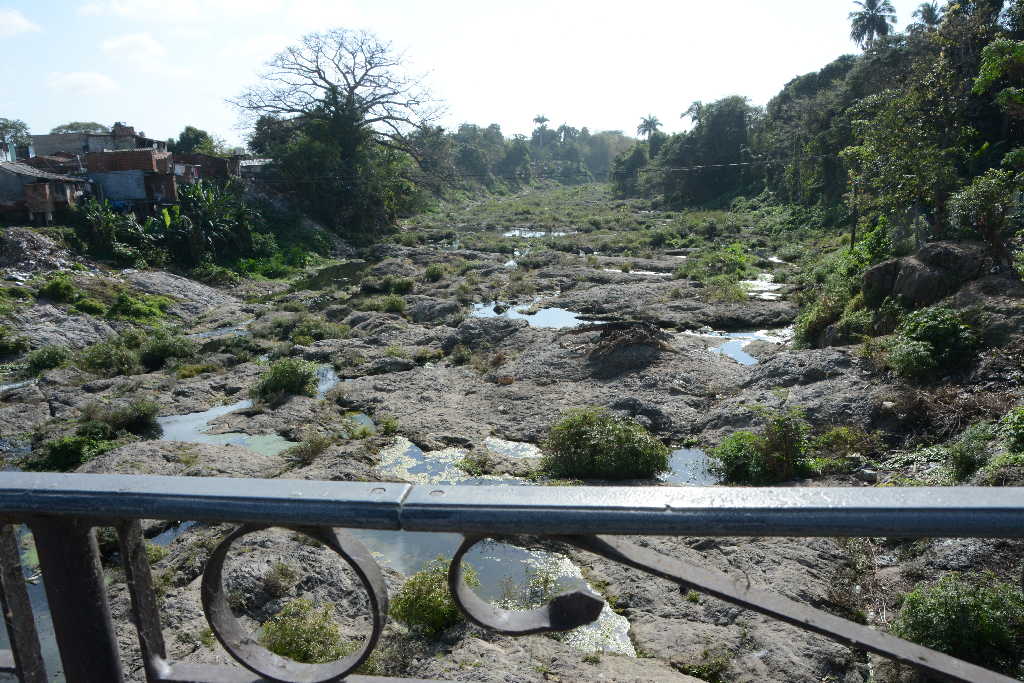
[260,599,347,663]
[251,358,318,401]
[139,333,196,371]
[709,407,810,484]
[390,557,477,637]
[25,345,70,375]
[893,572,1024,675]
[541,408,670,480]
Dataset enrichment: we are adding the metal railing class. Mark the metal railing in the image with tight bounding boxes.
[0,472,1020,682]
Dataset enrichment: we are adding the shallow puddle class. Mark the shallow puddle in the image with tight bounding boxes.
[739,273,784,301]
[0,378,34,394]
[661,448,718,485]
[683,327,793,365]
[186,320,253,340]
[502,229,572,238]
[375,437,516,486]
[471,301,584,329]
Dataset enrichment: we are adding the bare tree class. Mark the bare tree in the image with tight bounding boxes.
[231,29,442,148]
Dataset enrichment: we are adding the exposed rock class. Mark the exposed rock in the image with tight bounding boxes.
[125,271,237,318]
[0,228,75,272]
[441,317,528,352]
[862,241,988,308]
[5,304,120,349]
[407,296,462,324]
[77,440,287,478]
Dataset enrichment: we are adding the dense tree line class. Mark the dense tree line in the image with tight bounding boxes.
[614,0,1024,258]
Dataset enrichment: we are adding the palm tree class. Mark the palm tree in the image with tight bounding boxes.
[532,115,549,128]
[908,1,942,32]
[849,0,898,49]
[681,101,706,125]
[637,115,662,140]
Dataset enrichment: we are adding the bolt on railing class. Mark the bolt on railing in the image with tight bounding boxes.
[0,472,1020,682]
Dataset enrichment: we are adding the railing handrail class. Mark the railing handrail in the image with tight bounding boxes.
[0,472,1023,537]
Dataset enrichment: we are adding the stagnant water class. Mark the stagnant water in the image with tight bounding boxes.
[502,229,573,238]
[471,301,585,329]
[683,327,794,366]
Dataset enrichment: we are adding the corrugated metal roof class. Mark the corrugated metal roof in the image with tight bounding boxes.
[0,161,86,183]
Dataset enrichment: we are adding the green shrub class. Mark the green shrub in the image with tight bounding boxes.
[139,334,196,371]
[390,558,478,637]
[27,435,116,472]
[0,326,29,356]
[82,399,160,436]
[975,452,1024,486]
[541,408,670,480]
[78,341,140,377]
[108,292,172,323]
[709,408,810,484]
[260,599,347,663]
[424,264,445,282]
[251,358,318,400]
[145,542,168,565]
[25,345,71,375]
[263,561,300,598]
[283,432,335,466]
[703,275,747,303]
[811,426,880,458]
[38,274,80,303]
[448,344,472,365]
[72,297,108,316]
[176,362,220,379]
[893,572,1024,675]
[945,422,996,482]
[190,263,241,286]
[290,318,349,344]
[381,294,406,314]
[886,338,937,379]
[378,415,399,436]
[386,277,414,294]
[897,307,978,368]
[1000,405,1024,452]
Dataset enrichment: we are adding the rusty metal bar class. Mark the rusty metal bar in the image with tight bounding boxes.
[117,520,167,682]
[0,525,44,682]
[31,518,123,683]
[569,535,1018,683]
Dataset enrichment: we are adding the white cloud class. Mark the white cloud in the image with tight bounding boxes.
[47,71,119,96]
[0,9,40,37]
[101,32,166,60]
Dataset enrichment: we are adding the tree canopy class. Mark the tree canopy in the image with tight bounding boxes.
[167,126,230,156]
[0,118,30,145]
[49,121,109,135]
[233,28,441,153]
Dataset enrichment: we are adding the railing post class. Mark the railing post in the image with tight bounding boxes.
[31,518,123,683]
[0,525,45,683]
[117,520,167,681]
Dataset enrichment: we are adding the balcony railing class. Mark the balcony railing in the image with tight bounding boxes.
[0,472,1020,682]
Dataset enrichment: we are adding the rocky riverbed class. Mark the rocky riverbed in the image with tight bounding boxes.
[0,189,1022,682]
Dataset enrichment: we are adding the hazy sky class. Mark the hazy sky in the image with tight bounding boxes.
[2,1,920,147]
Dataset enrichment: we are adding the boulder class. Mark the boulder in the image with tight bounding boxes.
[862,241,989,308]
[407,296,462,324]
[441,317,527,352]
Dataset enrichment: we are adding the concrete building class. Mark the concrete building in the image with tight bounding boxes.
[85,149,179,209]
[0,162,90,223]
[30,122,166,158]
